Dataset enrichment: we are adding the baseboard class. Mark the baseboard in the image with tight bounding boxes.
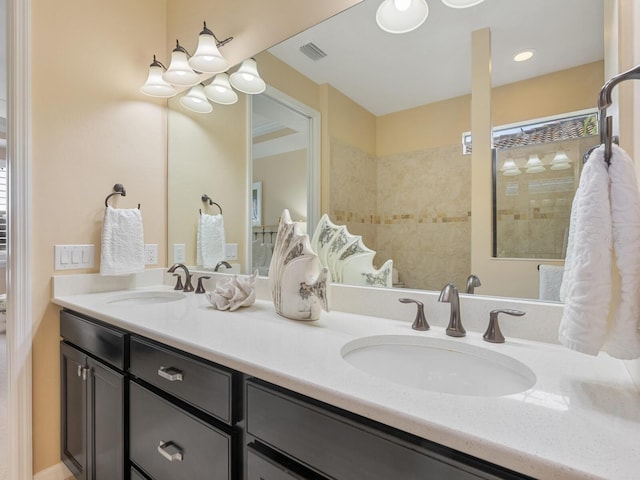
[33,462,73,480]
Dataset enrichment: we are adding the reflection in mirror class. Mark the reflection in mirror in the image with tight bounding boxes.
[168,0,605,301]
[493,111,600,259]
[250,88,320,276]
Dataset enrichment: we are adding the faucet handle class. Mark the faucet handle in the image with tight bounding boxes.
[195,276,211,294]
[183,274,195,292]
[399,298,429,331]
[483,309,526,343]
[172,274,184,291]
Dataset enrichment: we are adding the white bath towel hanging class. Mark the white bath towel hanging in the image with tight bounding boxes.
[559,145,613,355]
[197,213,226,268]
[604,144,640,359]
[559,144,640,359]
[100,206,145,276]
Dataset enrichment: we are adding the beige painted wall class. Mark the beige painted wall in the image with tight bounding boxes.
[30,0,361,474]
[31,0,168,471]
[253,149,308,225]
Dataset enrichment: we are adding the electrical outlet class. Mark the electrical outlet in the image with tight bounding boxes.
[173,243,185,263]
[144,244,158,265]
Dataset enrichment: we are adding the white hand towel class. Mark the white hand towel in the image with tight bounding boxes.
[604,144,640,359]
[559,146,613,355]
[100,206,145,276]
[197,213,226,268]
[538,265,564,302]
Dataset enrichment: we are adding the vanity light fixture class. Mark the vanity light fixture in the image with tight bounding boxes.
[525,154,545,173]
[205,73,239,105]
[550,150,572,170]
[514,50,535,62]
[441,0,486,7]
[229,58,266,94]
[163,40,202,87]
[501,158,521,176]
[376,0,429,34]
[180,84,213,114]
[188,22,232,74]
[140,55,177,98]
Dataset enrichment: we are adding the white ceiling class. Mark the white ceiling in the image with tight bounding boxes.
[268,0,604,116]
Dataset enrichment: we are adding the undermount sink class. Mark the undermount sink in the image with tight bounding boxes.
[106,290,186,306]
[341,335,536,397]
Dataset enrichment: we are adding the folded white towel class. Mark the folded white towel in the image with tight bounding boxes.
[197,213,226,268]
[559,144,640,359]
[604,144,640,359]
[559,145,612,355]
[538,265,564,302]
[100,206,145,276]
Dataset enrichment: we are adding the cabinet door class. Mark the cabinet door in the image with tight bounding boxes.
[86,357,125,480]
[60,342,88,480]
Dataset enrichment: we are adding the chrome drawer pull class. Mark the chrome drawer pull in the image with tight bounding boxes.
[157,366,183,382]
[157,440,183,462]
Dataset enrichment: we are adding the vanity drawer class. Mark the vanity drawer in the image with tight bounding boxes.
[247,444,326,480]
[130,336,233,424]
[130,381,232,480]
[130,466,147,480]
[60,310,127,370]
[247,380,494,480]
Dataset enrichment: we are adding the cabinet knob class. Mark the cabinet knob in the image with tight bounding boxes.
[157,440,184,462]
[158,366,184,382]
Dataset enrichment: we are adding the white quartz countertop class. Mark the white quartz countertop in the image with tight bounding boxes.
[52,286,640,480]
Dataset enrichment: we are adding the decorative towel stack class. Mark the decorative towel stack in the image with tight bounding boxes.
[559,144,640,359]
[197,213,226,268]
[100,206,145,276]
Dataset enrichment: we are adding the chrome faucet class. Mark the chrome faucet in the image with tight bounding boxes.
[214,260,232,272]
[465,274,481,294]
[167,263,194,292]
[438,283,465,337]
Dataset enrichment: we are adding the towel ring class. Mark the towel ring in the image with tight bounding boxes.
[105,184,140,209]
[201,194,223,214]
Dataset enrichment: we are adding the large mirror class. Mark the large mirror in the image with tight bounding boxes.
[168,0,605,301]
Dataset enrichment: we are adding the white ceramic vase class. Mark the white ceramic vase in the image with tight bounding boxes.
[268,209,330,321]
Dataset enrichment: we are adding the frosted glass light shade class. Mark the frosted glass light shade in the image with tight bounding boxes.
[140,62,176,98]
[525,154,545,173]
[501,158,521,176]
[441,0,486,8]
[188,25,229,74]
[205,73,238,105]
[376,0,429,34]
[180,84,213,114]
[229,58,266,94]
[551,150,571,170]
[163,42,201,86]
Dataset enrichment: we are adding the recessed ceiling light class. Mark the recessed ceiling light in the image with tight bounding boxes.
[514,50,535,62]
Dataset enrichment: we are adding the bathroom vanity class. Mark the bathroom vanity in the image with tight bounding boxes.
[53,274,640,480]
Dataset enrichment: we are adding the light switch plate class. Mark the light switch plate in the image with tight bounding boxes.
[225,243,238,260]
[55,245,95,270]
[173,243,185,263]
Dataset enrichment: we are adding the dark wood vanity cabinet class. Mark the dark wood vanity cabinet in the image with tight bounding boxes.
[245,379,533,480]
[60,309,533,480]
[128,336,241,480]
[60,310,127,480]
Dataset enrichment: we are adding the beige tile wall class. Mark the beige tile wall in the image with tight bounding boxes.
[330,139,472,291]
